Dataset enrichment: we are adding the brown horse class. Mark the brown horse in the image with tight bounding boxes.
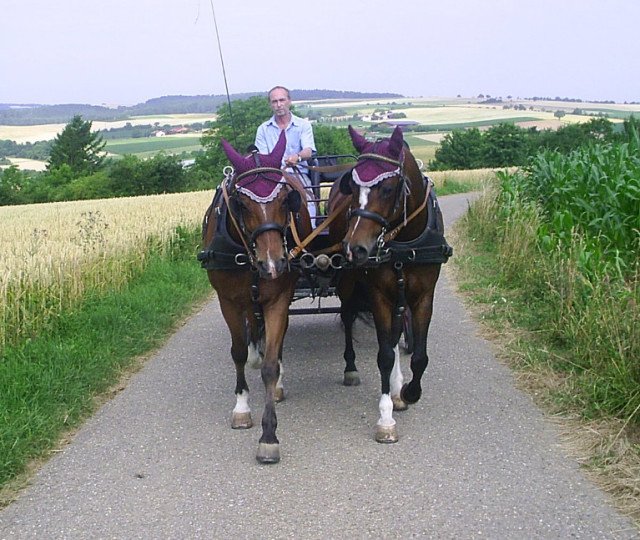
[328,125,451,443]
[198,132,312,463]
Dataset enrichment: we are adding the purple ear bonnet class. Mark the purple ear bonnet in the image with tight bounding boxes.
[221,131,287,202]
[349,125,404,187]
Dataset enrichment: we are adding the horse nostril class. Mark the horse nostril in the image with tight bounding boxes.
[275,257,288,274]
[351,245,369,266]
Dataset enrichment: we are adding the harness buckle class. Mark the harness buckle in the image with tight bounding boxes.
[234,253,249,266]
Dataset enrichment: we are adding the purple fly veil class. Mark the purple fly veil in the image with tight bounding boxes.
[221,131,287,202]
[349,125,404,187]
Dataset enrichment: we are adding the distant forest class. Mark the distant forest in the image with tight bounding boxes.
[0,90,403,125]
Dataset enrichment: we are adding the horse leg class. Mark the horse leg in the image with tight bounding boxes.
[370,291,399,443]
[338,271,360,386]
[401,268,439,405]
[247,314,264,369]
[256,297,290,464]
[390,345,408,411]
[274,318,288,402]
[218,298,253,429]
[341,306,360,386]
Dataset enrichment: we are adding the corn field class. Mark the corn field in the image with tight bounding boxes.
[0,190,214,351]
[492,136,639,421]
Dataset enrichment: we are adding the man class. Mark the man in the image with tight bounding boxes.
[255,86,317,218]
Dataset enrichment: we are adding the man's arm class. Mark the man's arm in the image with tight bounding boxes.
[298,120,316,160]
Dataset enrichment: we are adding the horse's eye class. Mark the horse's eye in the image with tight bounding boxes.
[381,185,394,199]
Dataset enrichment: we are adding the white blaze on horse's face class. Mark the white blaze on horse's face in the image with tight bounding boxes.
[259,203,279,279]
[346,186,370,252]
[359,186,371,211]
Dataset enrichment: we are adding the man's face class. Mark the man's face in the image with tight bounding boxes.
[269,88,291,117]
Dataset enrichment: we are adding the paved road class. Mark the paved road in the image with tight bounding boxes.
[1,193,637,539]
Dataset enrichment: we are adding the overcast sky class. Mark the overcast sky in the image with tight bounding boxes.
[2,0,638,106]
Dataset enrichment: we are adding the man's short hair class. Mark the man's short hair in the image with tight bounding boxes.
[267,86,291,100]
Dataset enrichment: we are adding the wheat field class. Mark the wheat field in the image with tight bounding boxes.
[0,190,214,349]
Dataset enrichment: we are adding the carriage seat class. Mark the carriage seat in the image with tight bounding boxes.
[307,153,356,199]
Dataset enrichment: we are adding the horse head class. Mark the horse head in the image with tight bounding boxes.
[221,131,309,279]
[338,125,422,266]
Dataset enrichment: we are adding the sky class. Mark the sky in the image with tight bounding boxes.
[2,0,639,106]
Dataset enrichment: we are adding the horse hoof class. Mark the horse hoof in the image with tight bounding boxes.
[400,383,421,405]
[343,371,361,386]
[375,424,399,444]
[274,387,285,403]
[231,412,253,429]
[256,443,280,464]
[392,395,408,411]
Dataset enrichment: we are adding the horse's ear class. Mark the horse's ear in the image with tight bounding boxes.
[286,189,302,213]
[339,171,353,195]
[221,138,245,169]
[271,131,287,164]
[348,125,369,153]
[388,126,404,158]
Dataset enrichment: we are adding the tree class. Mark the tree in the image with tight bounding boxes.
[108,153,187,196]
[430,128,485,170]
[199,96,272,177]
[0,166,27,205]
[483,123,530,167]
[47,115,106,176]
[313,125,355,156]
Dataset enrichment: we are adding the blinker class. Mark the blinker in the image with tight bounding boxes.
[339,172,353,195]
[286,190,302,213]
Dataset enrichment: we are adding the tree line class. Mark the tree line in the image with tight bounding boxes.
[429,116,640,170]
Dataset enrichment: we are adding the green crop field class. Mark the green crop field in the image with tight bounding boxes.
[105,135,203,157]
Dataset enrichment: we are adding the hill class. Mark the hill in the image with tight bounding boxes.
[0,90,403,126]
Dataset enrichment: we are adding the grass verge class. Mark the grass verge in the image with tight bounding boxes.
[430,167,505,196]
[448,188,640,527]
[0,229,212,504]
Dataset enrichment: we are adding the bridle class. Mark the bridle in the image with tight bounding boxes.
[222,165,298,268]
[347,151,411,241]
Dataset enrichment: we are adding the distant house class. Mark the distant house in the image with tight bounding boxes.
[167,126,190,135]
[362,110,399,122]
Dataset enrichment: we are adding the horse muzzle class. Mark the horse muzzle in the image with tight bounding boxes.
[255,255,288,280]
[343,240,371,267]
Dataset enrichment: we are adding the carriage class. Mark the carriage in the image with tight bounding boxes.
[197,126,452,463]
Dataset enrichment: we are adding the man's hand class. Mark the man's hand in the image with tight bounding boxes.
[284,154,303,166]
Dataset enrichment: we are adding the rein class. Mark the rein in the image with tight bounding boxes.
[289,196,351,259]
[383,181,432,243]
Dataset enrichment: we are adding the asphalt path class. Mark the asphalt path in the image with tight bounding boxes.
[1,193,637,539]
